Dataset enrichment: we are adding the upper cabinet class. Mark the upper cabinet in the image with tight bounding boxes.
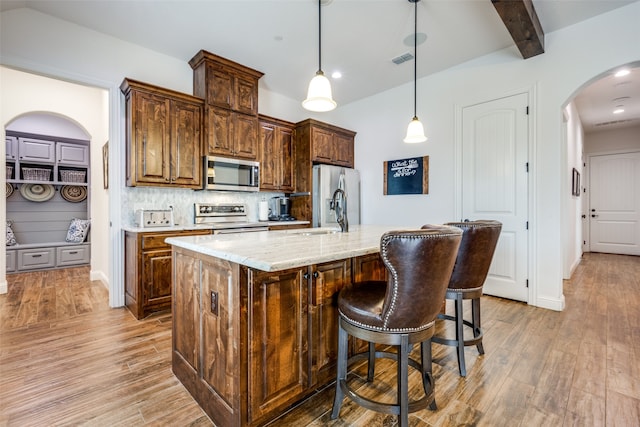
[295,119,355,169]
[259,115,295,192]
[189,50,264,160]
[120,78,204,188]
[6,136,18,161]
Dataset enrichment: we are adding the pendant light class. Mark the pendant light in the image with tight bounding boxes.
[403,0,427,143]
[303,0,337,112]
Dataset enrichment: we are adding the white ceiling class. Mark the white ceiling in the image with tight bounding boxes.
[2,0,639,132]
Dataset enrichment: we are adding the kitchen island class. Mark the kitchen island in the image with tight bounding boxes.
[166,225,404,427]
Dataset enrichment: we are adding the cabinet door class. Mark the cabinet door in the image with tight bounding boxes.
[233,113,259,160]
[310,127,334,164]
[334,133,355,168]
[57,142,89,166]
[248,268,308,423]
[142,249,173,310]
[309,259,351,386]
[259,122,278,190]
[133,92,171,184]
[205,106,234,157]
[205,64,234,109]
[279,126,295,191]
[18,137,55,163]
[6,136,18,161]
[171,100,202,187]
[234,73,259,115]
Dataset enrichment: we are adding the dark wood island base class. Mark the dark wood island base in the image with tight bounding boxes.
[171,245,386,427]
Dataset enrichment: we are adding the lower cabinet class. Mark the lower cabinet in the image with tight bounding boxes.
[171,247,386,427]
[125,229,211,319]
[6,243,91,272]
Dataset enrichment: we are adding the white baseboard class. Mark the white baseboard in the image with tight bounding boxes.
[90,269,109,289]
[0,280,6,294]
[534,294,566,311]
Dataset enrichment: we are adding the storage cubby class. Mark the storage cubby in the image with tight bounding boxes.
[5,131,91,272]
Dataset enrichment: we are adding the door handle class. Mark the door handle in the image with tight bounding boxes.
[591,214,598,218]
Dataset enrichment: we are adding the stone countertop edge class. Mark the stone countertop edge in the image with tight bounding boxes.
[121,220,310,233]
[165,224,407,272]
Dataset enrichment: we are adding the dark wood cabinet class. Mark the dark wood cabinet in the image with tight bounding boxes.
[121,79,204,188]
[245,267,309,424]
[171,246,383,426]
[190,50,263,160]
[259,115,295,192]
[308,259,351,387]
[124,229,211,319]
[297,118,355,168]
[292,119,356,222]
[204,106,259,159]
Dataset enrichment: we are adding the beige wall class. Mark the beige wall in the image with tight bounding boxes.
[1,66,110,293]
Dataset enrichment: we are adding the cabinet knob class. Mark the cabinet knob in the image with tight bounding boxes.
[303,272,310,280]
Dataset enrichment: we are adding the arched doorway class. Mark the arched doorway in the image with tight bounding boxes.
[562,61,640,276]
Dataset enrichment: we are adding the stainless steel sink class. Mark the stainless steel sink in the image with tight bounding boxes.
[286,228,341,236]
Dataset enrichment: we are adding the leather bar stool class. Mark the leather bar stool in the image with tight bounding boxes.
[331,226,462,426]
[431,220,502,377]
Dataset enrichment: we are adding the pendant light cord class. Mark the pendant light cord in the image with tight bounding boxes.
[413,0,417,119]
[318,0,322,73]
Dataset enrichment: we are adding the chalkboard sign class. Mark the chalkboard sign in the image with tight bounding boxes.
[383,156,429,195]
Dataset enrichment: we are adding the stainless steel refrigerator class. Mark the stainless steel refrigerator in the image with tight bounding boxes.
[312,164,361,228]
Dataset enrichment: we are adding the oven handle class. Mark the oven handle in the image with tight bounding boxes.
[213,227,269,235]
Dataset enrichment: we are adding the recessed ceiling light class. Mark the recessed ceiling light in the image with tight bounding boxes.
[331,71,342,79]
[615,69,630,77]
[613,107,625,114]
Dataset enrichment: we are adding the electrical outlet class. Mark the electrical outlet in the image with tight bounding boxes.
[210,291,219,316]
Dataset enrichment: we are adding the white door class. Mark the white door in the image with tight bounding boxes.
[461,93,529,302]
[589,151,640,255]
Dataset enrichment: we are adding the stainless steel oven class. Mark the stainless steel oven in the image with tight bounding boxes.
[194,203,269,233]
[204,156,260,192]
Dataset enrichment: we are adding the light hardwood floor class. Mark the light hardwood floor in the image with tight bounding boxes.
[1,252,638,426]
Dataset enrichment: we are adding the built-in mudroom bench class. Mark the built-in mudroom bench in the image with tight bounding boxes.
[6,131,91,273]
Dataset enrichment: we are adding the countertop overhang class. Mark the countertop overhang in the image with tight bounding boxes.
[122,220,309,233]
[165,224,407,272]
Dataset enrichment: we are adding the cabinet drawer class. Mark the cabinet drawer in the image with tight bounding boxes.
[6,250,16,272]
[141,230,211,250]
[57,245,90,266]
[17,247,56,270]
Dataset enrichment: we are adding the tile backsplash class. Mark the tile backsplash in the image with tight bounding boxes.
[122,187,284,227]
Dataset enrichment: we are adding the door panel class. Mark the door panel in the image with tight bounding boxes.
[462,93,529,302]
[589,152,640,255]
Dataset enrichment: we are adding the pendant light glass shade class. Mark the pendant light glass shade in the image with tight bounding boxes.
[404,0,426,143]
[303,0,336,112]
[404,116,427,143]
[303,71,337,112]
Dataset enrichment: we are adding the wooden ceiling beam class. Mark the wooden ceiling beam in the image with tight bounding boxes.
[491,0,545,59]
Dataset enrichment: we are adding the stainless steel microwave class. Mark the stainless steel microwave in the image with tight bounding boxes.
[204,156,260,192]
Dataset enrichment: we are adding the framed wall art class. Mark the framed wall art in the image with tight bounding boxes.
[383,155,429,195]
[572,167,580,197]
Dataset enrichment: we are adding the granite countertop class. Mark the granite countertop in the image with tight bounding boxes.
[122,220,309,233]
[165,224,408,272]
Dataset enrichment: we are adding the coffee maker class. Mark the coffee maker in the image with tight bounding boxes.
[268,196,295,221]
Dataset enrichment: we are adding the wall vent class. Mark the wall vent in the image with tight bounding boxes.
[594,118,639,127]
[392,52,414,65]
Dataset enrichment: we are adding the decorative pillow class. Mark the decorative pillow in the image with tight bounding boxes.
[65,218,91,243]
[6,221,17,246]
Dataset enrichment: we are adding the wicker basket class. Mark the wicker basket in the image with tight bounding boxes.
[6,165,13,180]
[22,167,51,181]
[60,170,87,183]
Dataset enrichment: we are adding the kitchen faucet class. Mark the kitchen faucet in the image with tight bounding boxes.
[330,188,348,232]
